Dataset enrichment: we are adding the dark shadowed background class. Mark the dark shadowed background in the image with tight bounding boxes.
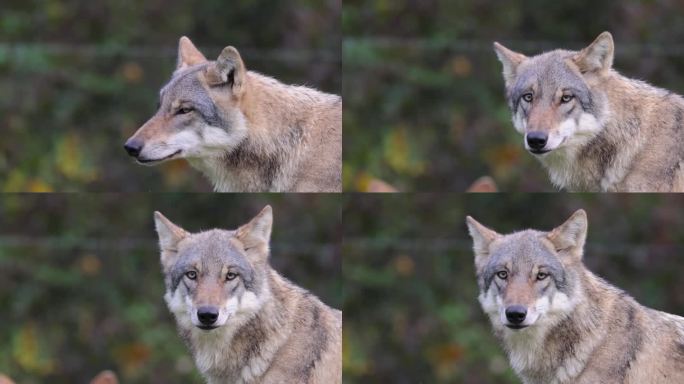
[343,194,684,383]
[343,0,684,191]
[0,194,341,383]
[0,0,341,192]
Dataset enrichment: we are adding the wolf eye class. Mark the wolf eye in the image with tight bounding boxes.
[560,94,574,103]
[537,272,549,280]
[185,270,197,280]
[226,272,238,281]
[176,107,194,115]
[496,271,508,280]
[521,93,533,103]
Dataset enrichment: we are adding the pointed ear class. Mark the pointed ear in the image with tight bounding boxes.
[89,371,119,384]
[547,209,588,258]
[0,373,16,384]
[236,205,272,258]
[154,211,189,270]
[176,36,207,71]
[493,42,527,86]
[204,46,246,95]
[572,32,614,74]
[466,216,501,268]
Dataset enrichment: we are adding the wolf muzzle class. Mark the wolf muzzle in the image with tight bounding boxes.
[505,305,528,329]
[197,306,220,330]
[525,131,549,154]
[123,138,144,158]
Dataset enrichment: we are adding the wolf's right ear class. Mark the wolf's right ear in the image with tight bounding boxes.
[0,373,16,384]
[154,212,189,269]
[572,32,614,74]
[176,36,207,71]
[493,42,527,86]
[89,371,119,384]
[236,205,273,261]
[205,46,246,96]
[547,209,588,260]
[466,216,501,268]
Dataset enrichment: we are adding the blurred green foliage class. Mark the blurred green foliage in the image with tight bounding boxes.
[342,194,684,383]
[0,194,341,383]
[0,0,340,192]
[343,0,684,191]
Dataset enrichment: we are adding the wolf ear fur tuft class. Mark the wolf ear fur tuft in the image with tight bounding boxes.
[548,209,588,257]
[237,205,273,257]
[573,32,614,74]
[153,211,189,269]
[493,42,527,86]
[466,216,501,268]
[205,46,246,95]
[176,36,207,71]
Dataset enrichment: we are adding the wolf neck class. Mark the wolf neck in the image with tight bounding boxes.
[188,271,296,384]
[499,271,627,384]
[192,72,334,192]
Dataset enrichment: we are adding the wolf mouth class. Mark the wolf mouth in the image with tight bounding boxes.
[137,150,182,164]
[505,324,529,330]
[197,325,219,331]
[529,148,552,155]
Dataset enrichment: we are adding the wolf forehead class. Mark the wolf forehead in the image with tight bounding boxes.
[509,51,594,106]
[175,229,255,269]
[166,229,258,289]
[159,64,224,125]
[483,231,565,273]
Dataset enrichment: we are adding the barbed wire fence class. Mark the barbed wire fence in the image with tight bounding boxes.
[344,237,684,259]
[344,37,684,57]
[0,235,337,255]
[0,42,340,63]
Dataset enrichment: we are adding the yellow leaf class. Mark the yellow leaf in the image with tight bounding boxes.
[55,132,98,182]
[13,324,54,374]
[26,179,53,192]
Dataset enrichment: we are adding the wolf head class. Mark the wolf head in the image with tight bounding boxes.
[154,206,273,332]
[466,210,587,331]
[125,36,249,165]
[494,33,613,156]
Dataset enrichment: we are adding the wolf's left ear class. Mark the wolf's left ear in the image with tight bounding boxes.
[176,36,207,71]
[154,212,189,270]
[205,46,246,96]
[493,42,527,86]
[466,216,501,268]
[236,205,273,259]
[572,32,614,74]
[547,209,588,259]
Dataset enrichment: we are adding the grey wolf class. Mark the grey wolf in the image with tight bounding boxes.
[466,209,684,384]
[494,32,684,191]
[125,37,342,192]
[153,206,342,384]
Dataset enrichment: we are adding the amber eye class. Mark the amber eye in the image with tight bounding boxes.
[176,106,193,115]
[185,270,197,280]
[522,93,533,102]
[537,272,549,281]
[496,271,508,280]
[226,272,238,281]
[560,94,574,103]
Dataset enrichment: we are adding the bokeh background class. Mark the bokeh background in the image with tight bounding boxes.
[0,194,341,383]
[343,0,684,191]
[343,194,684,383]
[0,0,341,192]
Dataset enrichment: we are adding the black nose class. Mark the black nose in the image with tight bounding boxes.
[526,131,548,151]
[505,305,528,324]
[197,306,219,325]
[124,139,143,158]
